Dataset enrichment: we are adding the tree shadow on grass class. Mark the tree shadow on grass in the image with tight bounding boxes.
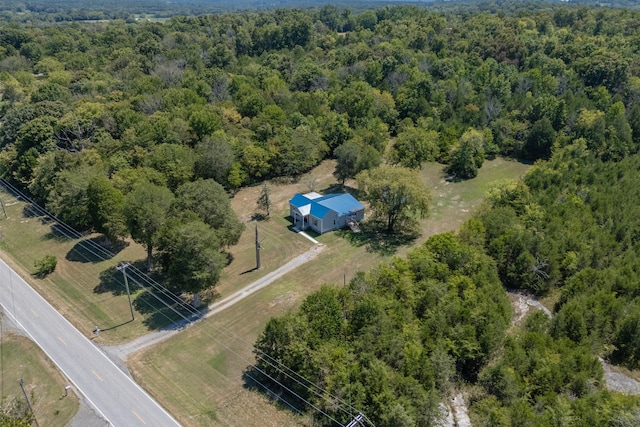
[242,367,307,415]
[43,229,68,242]
[251,213,268,221]
[95,259,216,331]
[336,220,419,256]
[65,236,128,263]
[94,259,149,296]
[133,289,206,331]
[22,204,43,218]
[317,183,362,199]
[95,267,127,296]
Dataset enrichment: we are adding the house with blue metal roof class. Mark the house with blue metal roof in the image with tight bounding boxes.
[289,192,365,234]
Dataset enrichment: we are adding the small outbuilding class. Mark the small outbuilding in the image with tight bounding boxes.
[289,192,365,234]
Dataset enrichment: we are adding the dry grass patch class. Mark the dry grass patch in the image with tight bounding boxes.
[0,332,78,426]
[0,190,175,343]
[0,157,531,426]
[131,158,532,426]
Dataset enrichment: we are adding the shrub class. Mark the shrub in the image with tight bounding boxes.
[34,255,57,278]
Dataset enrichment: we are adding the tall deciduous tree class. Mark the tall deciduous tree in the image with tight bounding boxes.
[448,129,486,179]
[46,161,104,230]
[172,179,244,246]
[194,135,235,186]
[157,218,227,307]
[334,141,361,184]
[391,127,439,169]
[525,117,555,160]
[148,143,195,191]
[87,175,127,244]
[356,165,430,233]
[123,182,174,270]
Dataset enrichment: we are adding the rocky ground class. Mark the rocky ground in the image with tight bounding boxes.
[508,291,640,396]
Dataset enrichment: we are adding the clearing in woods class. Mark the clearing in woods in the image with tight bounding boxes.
[0,158,531,426]
[127,158,533,427]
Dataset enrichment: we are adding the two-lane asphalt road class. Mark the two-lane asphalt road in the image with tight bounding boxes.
[0,257,181,427]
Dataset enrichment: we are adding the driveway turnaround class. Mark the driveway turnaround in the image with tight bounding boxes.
[0,258,181,427]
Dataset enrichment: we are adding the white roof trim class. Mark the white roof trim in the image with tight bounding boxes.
[295,204,311,216]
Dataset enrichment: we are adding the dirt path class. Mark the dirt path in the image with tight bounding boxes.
[507,291,640,396]
[104,243,324,360]
[448,393,472,427]
[508,291,552,326]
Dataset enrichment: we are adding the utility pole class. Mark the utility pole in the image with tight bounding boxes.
[255,223,261,270]
[116,262,135,321]
[0,195,6,219]
[19,378,40,427]
[346,413,365,427]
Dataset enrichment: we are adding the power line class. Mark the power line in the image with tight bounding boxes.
[0,179,368,423]
[0,179,374,425]
[19,378,40,427]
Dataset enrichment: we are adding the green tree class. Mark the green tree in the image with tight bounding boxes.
[271,126,328,178]
[194,135,235,186]
[357,145,384,174]
[157,218,227,307]
[391,127,439,169]
[574,109,606,155]
[333,141,361,185]
[574,50,629,91]
[30,82,70,103]
[320,112,352,151]
[256,183,271,217]
[148,143,195,191]
[87,175,127,244]
[189,107,221,141]
[525,117,555,160]
[356,165,431,233]
[241,144,272,181]
[33,254,57,278]
[16,116,56,155]
[227,162,247,191]
[123,182,174,270]
[172,179,244,246]
[46,161,103,230]
[448,129,486,179]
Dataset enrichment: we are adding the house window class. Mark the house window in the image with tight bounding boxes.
[313,219,318,226]
[333,219,336,225]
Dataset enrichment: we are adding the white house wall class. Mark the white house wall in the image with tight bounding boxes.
[309,215,322,234]
[289,202,365,234]
[323,210,339,233]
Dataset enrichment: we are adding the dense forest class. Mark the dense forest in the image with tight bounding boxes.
[255,143,640,425]
[3,2,640,425]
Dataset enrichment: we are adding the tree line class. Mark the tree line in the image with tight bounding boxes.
[3,3,640,423]
[4,4,640,201]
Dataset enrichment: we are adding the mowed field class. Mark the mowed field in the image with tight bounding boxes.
[0,158,530,425]
[0,190,159,343]
[0,331,78,426]
[128,158,532,427]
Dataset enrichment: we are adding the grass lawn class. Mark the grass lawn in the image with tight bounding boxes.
[129,157,532,426]
[0,332,78,426]
[0,158,532,426]
[0,190,162,343]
